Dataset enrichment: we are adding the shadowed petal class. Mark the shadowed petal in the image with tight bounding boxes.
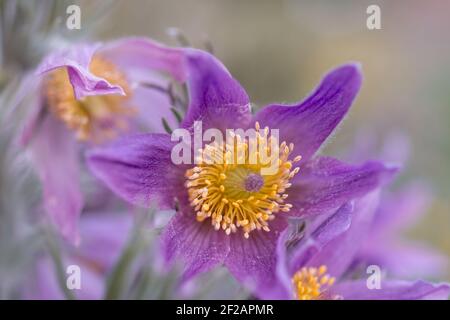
[129,77,179,133]
[287,157,397,218]
[86,133,182,208]
[288,202,354,275]
[253,63,362,161]
[97,38,182,133]
[36,43,125,99]
[97,37,187,82]
[274,229,295,299]
[160,212,230,281]
[331,280,450,300]
[306,191,380,278]
[224,217,288,299]
[261,204,354,300]
[31,114,83,244]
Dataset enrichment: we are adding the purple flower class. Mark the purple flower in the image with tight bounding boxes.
[259,192,450,300]
[347,132,447,279]
[86,40,396,285]
[355,183,447,279]
[25,212,133,299]
[20,38,180,244]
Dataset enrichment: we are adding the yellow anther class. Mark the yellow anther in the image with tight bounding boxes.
[292,265,335,300]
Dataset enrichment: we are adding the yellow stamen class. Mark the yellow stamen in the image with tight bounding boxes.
[292,265,335,300]
[45,55,135,142]
[185,123,301,238]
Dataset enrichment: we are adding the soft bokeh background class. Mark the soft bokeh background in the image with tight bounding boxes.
[0,0,449,294]
[100,0,450,281]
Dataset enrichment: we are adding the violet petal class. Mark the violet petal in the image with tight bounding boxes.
[86,133,182,208]
[253,63,362,161]
[30,114,83,244]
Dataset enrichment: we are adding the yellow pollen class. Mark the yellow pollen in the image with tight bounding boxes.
[45,55,135,142]
[185,122,301,238]
[292,265,335,300]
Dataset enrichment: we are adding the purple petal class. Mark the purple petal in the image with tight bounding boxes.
[224,217,288,299]
[287,156,397,218]
[379,132,411,166]
[97,37,187,82]
[180,49,251,131]
[347,130,411,166]
[130,77,179,133]
[78,212,133,270]
[371,183,431,237]
[288,203,354,274]
[274,229,296,299]
[331,280,450,300]
[160,212,230,281]
[253,63,362,161]
[14,74,44,146]
[305,191,380,278]
[99,39,183,133]
[272,206,353,300]
[18,87,44,147]
[25,258,65,300]
[357,241,448,279]
[36,43,124,99]
[31,114,83,244]
[86,133,182,208]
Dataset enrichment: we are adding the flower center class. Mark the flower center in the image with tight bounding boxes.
[292,265,335,300]
[45,55,135,142]
[244,173,264,192]
[185,122,301,238]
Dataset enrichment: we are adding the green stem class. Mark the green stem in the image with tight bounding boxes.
[44,230,76,300]
[104,208,156,300]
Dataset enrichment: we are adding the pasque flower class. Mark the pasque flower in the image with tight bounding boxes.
[354,183,447,279]
[20,38,180,243]
[258,192,450,300]
[87,39,396,285]
[347,133,447,279]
